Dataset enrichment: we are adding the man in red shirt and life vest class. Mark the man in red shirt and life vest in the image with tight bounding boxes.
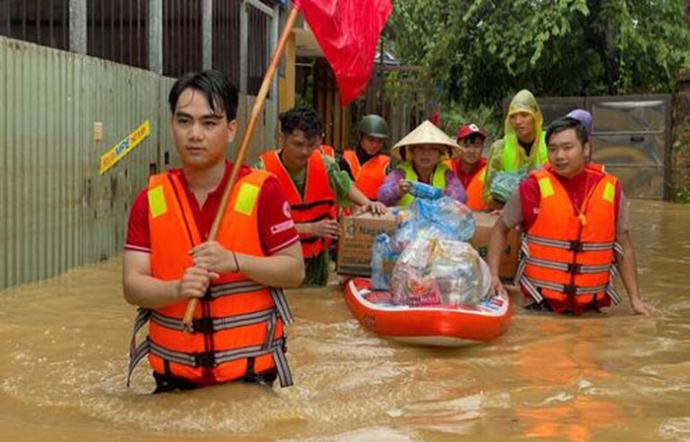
[488,116,653,315]
[123,70,305,393]
[448,123,489,211]
[339,114,391,201]
[254,108,387,286]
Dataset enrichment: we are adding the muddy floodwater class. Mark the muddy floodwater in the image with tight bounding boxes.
[0,201,689,441]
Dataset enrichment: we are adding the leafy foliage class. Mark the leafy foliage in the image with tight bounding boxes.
[677,186,690,203]
[440,104,502,145]
[387,0,690,109]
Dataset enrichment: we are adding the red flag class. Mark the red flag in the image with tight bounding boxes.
[295,0,393,106]
[430,110,442,127]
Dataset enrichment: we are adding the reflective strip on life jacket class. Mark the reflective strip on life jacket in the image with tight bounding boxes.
[522,256,611,274]
[141,337,293,387]
[151,308,275,333]
[128,319,292,389]
[522,234,617,252]
[521,275,621,305]
[516,244,622,306]
[128,297,294,387]
[127,281,295,386]
[514,237,623,306]
[397,161,448,208]
[523,278,611,295]
[129,311,294,387]
[208,280,266,298]
[128,308,152,387]
[260,150,336,258]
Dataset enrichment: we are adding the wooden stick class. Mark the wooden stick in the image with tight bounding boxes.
[182,6,301,331]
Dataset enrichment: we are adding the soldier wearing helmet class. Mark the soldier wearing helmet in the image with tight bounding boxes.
[339,114,392,201]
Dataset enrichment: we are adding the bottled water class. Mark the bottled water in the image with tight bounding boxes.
[408,181,442,200]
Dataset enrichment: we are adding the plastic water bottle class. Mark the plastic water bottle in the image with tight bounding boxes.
[371,234,391,290]
[409,181,442,200]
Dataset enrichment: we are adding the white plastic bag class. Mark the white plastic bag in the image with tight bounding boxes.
[390,238,491,307]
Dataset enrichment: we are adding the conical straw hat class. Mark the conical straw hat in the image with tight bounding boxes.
[391,120,461,160]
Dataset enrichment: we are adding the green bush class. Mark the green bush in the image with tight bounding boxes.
[677,186,690,203]
[440,104,502,145]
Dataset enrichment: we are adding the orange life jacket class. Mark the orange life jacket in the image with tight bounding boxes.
[446,159,488,211]
[515,164,622,314]
[127,169,294,388]
[342,150,390,200]
[465,165,488,211]
[261,150,336,259]
[320,144,335,158]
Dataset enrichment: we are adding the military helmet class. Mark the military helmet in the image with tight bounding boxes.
[358,114,389,139]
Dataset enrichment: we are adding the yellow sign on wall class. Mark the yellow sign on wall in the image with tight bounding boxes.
[99,119,150,174]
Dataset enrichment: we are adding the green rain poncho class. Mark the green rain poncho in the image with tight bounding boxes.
[482,89,548,205]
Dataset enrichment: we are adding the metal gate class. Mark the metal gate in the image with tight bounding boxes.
[532,95,672,200]
[362,65,431,147]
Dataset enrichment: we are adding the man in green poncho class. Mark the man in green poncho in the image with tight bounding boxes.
[483,89,548,208]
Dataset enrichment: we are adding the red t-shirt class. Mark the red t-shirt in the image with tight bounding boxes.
[452,157,487,189]
[125,161,299,255]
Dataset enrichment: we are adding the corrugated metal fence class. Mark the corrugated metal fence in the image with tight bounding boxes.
[0,36,274,291]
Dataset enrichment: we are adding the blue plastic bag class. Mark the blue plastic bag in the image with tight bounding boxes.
[395,197,475,247]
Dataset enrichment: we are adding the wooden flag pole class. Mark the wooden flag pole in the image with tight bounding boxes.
[182,6,301,331]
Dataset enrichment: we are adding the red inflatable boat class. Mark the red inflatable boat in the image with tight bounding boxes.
[344,278,511,347]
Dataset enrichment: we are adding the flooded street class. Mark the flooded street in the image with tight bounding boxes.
[1,200,689,441]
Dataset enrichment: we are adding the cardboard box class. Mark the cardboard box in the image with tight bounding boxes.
[336,212,399,277]
[470,212,520,281]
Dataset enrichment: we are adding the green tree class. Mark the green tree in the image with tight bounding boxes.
[388,0,690,109]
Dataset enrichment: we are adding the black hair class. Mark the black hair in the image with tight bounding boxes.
[458,134,485,144]
[545,117,589,145]
[279,107,324,138]
[168,70,239,121]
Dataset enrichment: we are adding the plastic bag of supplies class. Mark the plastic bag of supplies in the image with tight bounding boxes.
[370,198,475,291]
[490,169,528,203]
[395,197,475,248]
[390,238,491,307]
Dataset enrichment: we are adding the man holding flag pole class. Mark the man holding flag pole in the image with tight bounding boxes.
[122,0,393,392]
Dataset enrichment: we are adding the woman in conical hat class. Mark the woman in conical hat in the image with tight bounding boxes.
[377,120,468,207]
